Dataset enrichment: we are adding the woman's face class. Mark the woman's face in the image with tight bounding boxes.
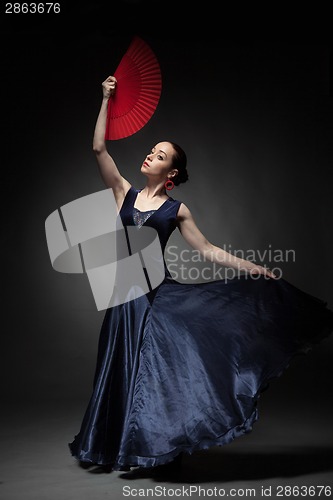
[141,142,177,180]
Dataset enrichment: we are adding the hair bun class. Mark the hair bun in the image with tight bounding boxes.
[174,169,189,186]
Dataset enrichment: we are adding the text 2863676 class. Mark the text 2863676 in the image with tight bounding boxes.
[5,3,61,13]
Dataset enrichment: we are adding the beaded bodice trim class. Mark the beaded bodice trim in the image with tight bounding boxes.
[133,207,157,228]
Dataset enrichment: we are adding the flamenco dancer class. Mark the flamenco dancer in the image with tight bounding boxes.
[69,75,333,475]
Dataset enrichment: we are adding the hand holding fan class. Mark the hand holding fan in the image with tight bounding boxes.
[105,36,162,141]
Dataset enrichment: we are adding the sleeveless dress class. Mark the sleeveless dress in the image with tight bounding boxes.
[68,186,333,470]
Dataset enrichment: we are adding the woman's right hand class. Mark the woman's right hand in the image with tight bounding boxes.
[102,76,117,99]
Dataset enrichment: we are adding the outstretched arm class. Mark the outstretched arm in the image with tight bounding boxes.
[177,203,277,278]
[93,76,131,208]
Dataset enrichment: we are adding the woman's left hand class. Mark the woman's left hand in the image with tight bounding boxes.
[249,265,278,279]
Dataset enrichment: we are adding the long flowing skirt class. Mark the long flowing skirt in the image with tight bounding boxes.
[68,274,333,470]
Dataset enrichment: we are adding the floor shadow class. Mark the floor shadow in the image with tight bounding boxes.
[119,447,333,483]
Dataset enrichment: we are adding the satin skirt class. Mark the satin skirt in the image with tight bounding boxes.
[68,274,333,470]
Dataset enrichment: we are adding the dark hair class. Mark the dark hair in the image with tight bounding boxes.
[168,141,189,186]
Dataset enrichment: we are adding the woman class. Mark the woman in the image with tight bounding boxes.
[68,76,333,474]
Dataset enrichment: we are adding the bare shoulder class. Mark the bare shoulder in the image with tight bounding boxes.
[177,202,193,221]
[122,177,132,195]
[113,178,132,210]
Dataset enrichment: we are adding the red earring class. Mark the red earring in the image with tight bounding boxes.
[164,179,174,191]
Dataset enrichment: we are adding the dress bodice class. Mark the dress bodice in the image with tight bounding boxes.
[119,186,182,253]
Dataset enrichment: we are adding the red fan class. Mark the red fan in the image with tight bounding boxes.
[105,36,162,140]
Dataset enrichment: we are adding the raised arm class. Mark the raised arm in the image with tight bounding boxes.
[93,76,131,208]
[177,203,277,278]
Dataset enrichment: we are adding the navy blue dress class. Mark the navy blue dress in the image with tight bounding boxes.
[68,186,333,470]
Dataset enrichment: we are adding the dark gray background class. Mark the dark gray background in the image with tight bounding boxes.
[1,3,332,432]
